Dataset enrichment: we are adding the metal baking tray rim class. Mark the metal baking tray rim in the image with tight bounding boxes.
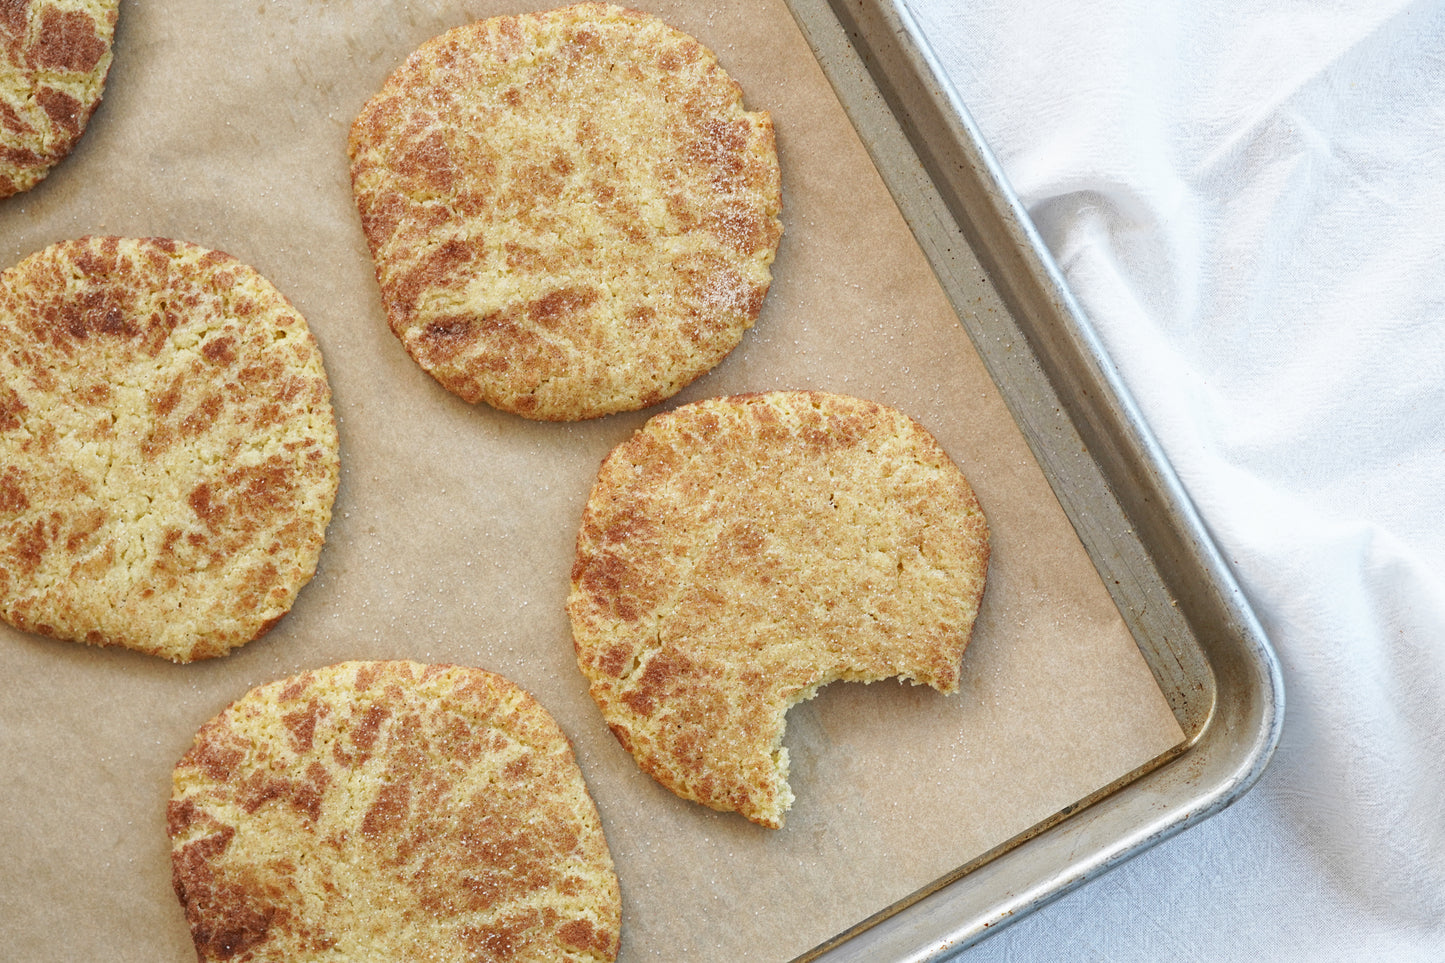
[784,0,1286,958]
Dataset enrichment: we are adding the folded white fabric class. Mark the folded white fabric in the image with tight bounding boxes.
[902,0,1445,959]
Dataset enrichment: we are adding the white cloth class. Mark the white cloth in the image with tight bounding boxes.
[902,0,1445,959]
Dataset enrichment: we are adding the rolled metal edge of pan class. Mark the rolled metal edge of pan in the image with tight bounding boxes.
[781,0,1286,958]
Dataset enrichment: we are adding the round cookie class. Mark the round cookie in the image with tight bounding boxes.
[0,0,120,198]
[168,661,622,963]
[0,236,339,662]
[348,2,782,421]
[569,390,990,828]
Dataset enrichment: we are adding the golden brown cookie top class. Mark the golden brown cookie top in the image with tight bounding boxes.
[349,2,782,421]
[0,0,119,198]
[169,661,622,963]
[569,390,990,828]
[0,236,339,661]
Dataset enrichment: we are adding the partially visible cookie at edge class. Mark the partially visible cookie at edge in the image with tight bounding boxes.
[0,236,340,662]
[0,0,121,198]
[348,2,782,421]
[168,660,622,963]
[568,390,991,828]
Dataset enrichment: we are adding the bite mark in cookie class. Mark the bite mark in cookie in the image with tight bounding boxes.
[569,390,990,827]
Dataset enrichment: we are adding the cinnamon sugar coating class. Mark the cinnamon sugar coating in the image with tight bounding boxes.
[349,3,782,420]
[168,661,622,962]
[569,391,990,827]
[0,236,338,661]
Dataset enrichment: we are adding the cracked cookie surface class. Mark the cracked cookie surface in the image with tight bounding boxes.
[168,661,622,963]
[348,2,782,421]
[0,236,339,661]
[569,390,990,827]
[0,0,119,198]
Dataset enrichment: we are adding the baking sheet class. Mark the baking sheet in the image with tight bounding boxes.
[0,1,1184,960]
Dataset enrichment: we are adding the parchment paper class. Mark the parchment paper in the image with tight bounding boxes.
[0,1,1183,960]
